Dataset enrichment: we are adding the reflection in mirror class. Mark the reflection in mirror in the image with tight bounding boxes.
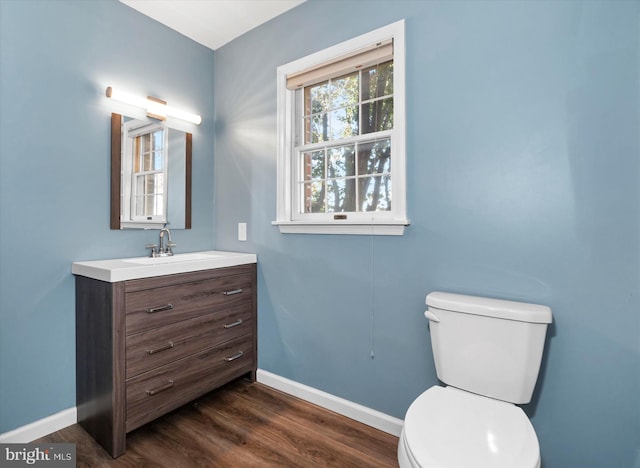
[111,113,191,230]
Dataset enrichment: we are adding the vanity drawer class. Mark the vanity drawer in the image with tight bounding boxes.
[125,273,252,334]
[125,303,253,378]
[126,335,254,432]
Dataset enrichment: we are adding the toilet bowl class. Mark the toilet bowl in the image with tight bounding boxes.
[398,386,540,468]
[398,292,552,468]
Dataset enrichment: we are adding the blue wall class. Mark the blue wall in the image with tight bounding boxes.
[0,0,215,433]
[213,1,640,467]
[1,0,638,467]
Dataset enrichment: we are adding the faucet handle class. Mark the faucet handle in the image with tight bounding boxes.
[165,242,176,255]
[145,243,158,257]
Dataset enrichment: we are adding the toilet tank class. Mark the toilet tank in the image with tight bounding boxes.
[425,292,552,404]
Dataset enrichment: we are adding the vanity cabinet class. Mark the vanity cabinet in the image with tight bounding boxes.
[75,263,257,458]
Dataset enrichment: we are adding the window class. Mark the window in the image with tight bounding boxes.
[121,119,168,228]
[274,20,408,235]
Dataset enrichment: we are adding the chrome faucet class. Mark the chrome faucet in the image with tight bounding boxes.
[146,226,176,257]
[158,227,175,256]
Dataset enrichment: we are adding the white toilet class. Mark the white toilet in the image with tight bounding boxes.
[398,291,552,468]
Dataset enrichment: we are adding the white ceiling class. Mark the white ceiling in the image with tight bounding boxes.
[119,0,305,50]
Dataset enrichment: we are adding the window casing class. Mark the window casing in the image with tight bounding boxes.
[121,120,168,228]
[274,20,408,235]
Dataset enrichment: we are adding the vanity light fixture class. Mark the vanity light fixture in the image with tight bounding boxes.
[105,86,202,125]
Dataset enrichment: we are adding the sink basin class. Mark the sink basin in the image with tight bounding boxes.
[72,250,256,282]
[123,252,222,265]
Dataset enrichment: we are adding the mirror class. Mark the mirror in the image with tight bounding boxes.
[110,113,192,229]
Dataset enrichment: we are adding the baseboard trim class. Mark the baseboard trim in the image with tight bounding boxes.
[0,373,404,442]
[256,369,403,437]
[0,407,77,443]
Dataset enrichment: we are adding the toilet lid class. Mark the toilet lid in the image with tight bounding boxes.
[403,386,540,468]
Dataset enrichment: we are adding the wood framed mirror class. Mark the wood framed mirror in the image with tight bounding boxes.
[110,113,192,230]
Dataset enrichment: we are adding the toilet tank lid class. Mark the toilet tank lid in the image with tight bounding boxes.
[426,292,552,323]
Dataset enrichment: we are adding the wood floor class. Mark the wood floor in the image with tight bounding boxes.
[36,378,399,467]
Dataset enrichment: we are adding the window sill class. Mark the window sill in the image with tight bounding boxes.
[272,220,409,236]
[120,221,166,230]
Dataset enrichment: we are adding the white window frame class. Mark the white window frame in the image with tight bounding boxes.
[121,119,169,229]
[273,20,408,235]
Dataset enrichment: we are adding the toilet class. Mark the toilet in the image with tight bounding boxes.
[398,291,552,468]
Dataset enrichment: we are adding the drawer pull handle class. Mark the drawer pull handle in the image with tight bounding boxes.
[146,342,174,355]
[223,289,243,296]
[223,319,243,329]
[146,380,174,396]
[224,351,244,362]
[146,304,174,313]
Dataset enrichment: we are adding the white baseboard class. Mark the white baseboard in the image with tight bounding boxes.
[257,369,404,437]
[0,407,77,443]
[0,372,404,443]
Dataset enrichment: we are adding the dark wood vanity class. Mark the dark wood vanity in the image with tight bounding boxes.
[75,263,257,458]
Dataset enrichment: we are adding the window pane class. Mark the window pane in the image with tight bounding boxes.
[133,137,141,172]
[141,134,152,171]
[306,114,328,143]
[136,175,145,196]
[151,131,164,170]
[135,195,145,216]
[303,181,325,213]
[145,174,155,195]
[327,178,356,212]
[154,194,164,216]
[142,153,152,171]
[152,130,164,150]
[307,81,329,114]
[136,174,163,196]
[361,61,393,101]
[135,195,156,216]
[303,150,325,181]
[154,173,164,194]
[329,106,358,140]
[362,97,393,134]
[141,175,152,195]
[330,72,358,109]
[153,150,163,170]
[360,175,391,212]
[357,139,391,175]
[328,145,355,178]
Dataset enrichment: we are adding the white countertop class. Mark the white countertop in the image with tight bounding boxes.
[72,250,257,282]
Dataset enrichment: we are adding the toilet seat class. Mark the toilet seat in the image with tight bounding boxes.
[401,386,540,468]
